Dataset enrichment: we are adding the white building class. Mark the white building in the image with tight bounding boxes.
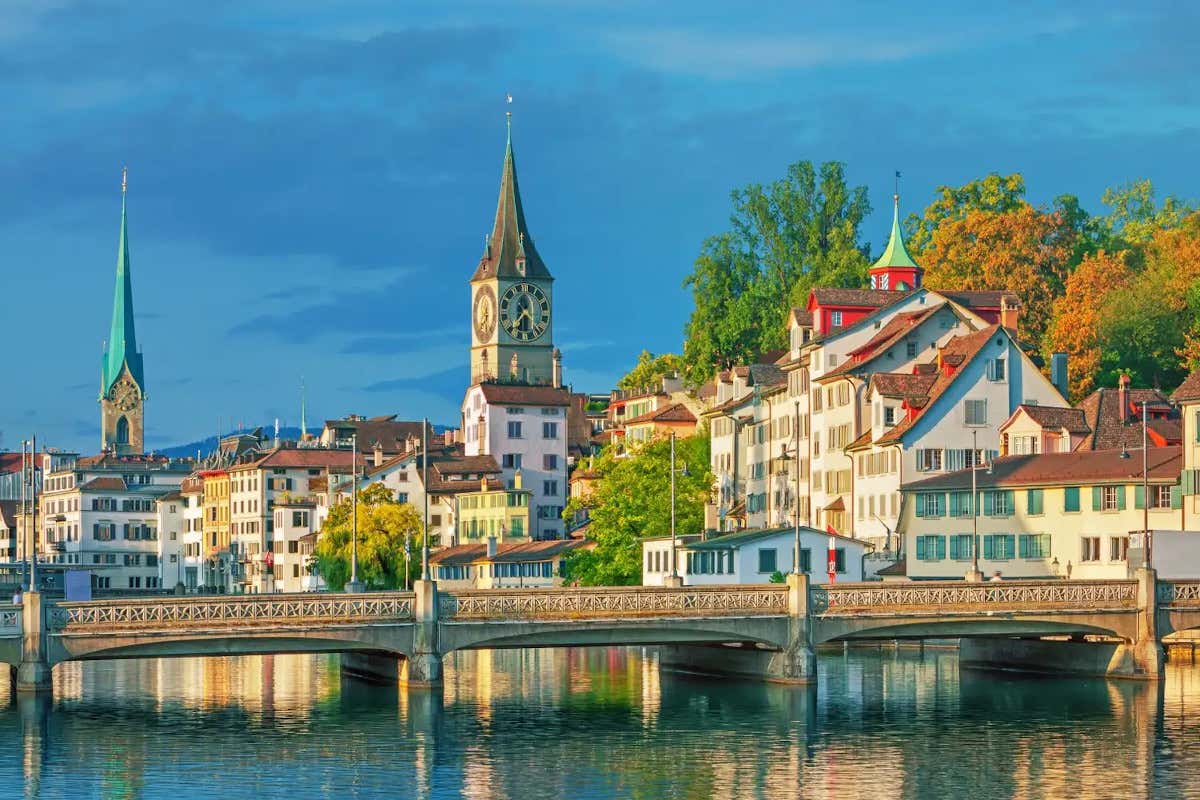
[179,476,205,592]
[156,490,186,590]
[270,497,322,592]
[37,453,191,592]
[461,383,570,539]
[642,526,869,586]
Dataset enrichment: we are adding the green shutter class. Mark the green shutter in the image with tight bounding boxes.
[949,492,960,517]
[1184,470,1199,497]
[983,491,994,517]
[1005,490,1015,515]
[1064,486,1080,513]
[1018,534,1029,559]
[1117,486,1126,511]
[1134,485,1145,509]
[936,536,946,560]
[983,535,994,560]
[916,537,927,560]
[1172,484,1183,510]
[1092,486,1102,511]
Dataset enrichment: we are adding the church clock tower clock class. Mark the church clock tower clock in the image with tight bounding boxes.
[100,169,146,456]
[469,116,558,386]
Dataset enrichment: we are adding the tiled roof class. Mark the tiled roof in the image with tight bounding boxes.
[845,430,874,451]
[937,290,1020,309]
[869,372,938,401]
[1076,387,1178,451]
[624,403,697,426]
[819,305,947,381]
[876,326,1004,444]
[749,363,786,388]
[477,383,571,406]
[789,308,814,327]
[903,446,1182,491]
[1007,404,1090,434]
[232,449,363,472]
[77,453,172,468]
[430,539,586,565]
[80,476,126,491]
[1173,368,1200,402]
[0,500,16,529]
[321,417,433,452]
[0,453,31,474]
[432,455,501,475]
[685,525,867,551]
[157,490,183,502]
[811,288,911,308]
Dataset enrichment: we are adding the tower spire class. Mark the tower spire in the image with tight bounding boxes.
[868,171,922,291]
[300,376,308,441]
[102,167,144,397]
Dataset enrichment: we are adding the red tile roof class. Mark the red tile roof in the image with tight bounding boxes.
[477,383,571,406]
[79,477,126,491]
[810,288,910,309]
[1076,387,1178,451]
[938,290,1020,309]
[904,446,1182,491]
[1005,404,1090,434]
[624,403,697,426]
[1173,368,1200,403]
[868,372,938,401]
[232,449,362,472]
[430,539,587,565]
[819,305,948,381]
[321,417,434,452]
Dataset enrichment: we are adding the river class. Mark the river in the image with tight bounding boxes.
[2,646,1200,799]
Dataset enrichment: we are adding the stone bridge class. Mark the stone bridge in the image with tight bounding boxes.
[3,569,1199,693]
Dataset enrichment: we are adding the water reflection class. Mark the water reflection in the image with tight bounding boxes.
[1,648,1199,799]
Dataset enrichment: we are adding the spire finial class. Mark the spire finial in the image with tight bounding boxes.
[505,92,513,138]
[894,169,901,205]
[122,166,128,195]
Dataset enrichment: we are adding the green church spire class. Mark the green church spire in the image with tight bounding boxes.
[872,192,919,270]
[101,167,144,397]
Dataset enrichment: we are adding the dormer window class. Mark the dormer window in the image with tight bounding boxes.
[830,311,843,327]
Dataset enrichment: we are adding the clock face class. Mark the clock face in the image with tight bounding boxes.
[473,285,497,342]
[499,283,550,342]
[110,378,140,412]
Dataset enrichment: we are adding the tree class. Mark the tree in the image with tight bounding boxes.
[681,161,871,383]
[314,482,424,590]
[1101,179,1197,247]
[904,173,1027,255]
[1044,250,1135,400]
[563,434,713,586]
[618,350,685,392]
[920,204,1078,347]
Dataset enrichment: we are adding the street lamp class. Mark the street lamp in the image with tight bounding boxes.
[967,429,992,582]
[346,433,364,593]
[668,431,689,585]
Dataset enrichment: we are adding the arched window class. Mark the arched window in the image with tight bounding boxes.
[115,416,130,444]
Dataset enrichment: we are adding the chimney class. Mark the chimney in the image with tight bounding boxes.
[1118,373,1131,422]
[552,348,563,388]
[487,535,497,557]
[1000,296,1020,331]
[373,442,383,467]
[1050,352,1069,399]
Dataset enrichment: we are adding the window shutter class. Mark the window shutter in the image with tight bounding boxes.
[1019,535,1029,559]
[1185,470,1199,496]
[1092,486,1102,511]
[935,537,946,560]
[1134,485,1145,509]
[916,537,927,560]
[1117,486,1127,511]
[949,492,960,517]
[983,492,995,517]
[983,536,994,560]
[1172,484,1183,510]
[1005,490,1015,514]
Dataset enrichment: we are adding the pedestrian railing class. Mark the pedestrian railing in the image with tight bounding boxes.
[0,603,18,636]
[1158,580,1200,606]
[811,580,1138,615]
[440,585,789,621]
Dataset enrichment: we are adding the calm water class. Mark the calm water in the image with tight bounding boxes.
[3,646,1200,800]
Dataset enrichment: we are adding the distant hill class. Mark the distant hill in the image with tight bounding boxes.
[157,422,453,459]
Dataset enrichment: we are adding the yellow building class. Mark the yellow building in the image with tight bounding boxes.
[454,472,532,544]
[199,469,232,589]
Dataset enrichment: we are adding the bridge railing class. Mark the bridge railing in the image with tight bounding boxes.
[0,603,18,636]
[439,585,789,621]
[811,580,1139,616]
[1157,580,1200,607]
[48,592,416,632]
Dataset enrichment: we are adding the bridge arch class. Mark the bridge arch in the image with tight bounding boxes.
[812,615,1137,646]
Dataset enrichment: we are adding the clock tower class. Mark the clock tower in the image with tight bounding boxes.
[100,169,146,455]
[470,116,560,386]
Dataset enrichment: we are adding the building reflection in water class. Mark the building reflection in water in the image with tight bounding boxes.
[4,647,1200,798]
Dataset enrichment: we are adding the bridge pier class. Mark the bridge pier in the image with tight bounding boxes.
[340,651,400,683]
[16,592,52,694]
[405,579,443,688]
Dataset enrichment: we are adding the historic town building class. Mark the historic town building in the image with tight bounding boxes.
[99,172,146,456]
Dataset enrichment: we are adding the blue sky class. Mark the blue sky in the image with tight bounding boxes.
[4,1,1200,453]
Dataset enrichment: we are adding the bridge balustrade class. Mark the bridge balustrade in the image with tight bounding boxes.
[439,585,789,621]
[48,592,416,632]
[0,603,18,637]
[1157,581,1200,607]
[812,579,1138,615]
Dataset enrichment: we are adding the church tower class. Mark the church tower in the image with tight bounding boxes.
[99,169,146,455]
[868,192,923,292]
[469,115,558,386]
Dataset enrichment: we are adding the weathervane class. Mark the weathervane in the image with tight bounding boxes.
[894,169,901,203]
[122,165,128,194]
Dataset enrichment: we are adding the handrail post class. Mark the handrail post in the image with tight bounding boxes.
[16,592,51,693]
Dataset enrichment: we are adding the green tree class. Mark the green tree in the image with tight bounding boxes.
[618,350,685,392]
[904,173,1027,255]
[563,434,713,586]
[681,161,871,383]
[314,482,424,590]
[1101,179,1197,247]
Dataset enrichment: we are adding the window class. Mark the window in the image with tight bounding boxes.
[830,311,843,327]
[987,358,1006,382]
[543,422,559,439]
[828,354,839,368]
[1026,489,1044,515]
[1149,485,1172,509]
[543,454,558,470]
[916,449,943,472]
[543,480,559,496]
[915,535,945,561]
[1110,536,1129,562]
[1064,486,1081,513]
[798,548,812,573]
[1095,485,1125,512]
[985,490,1013,517]
[949,491,973,518]
[883,406,896,426]
[1019,533,1051,559]
[950,534,973,560]
[757,548,777,574]
[964,399,987,426]
[906,340,917,358]
[916,493,945,518]
[507,407,525,415]
[982,534,1015,560]
[1080,536,1101,562]
[502,453,523,469]
[1011,435,1038,455]
[507,421,522,439]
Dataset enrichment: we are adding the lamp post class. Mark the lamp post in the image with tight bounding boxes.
[665,431,689,587]
[422,417,431,582]
[1142,400,1151,570]
[792,401,802,575]
[346,433,364,593]
[968,429,983,582]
